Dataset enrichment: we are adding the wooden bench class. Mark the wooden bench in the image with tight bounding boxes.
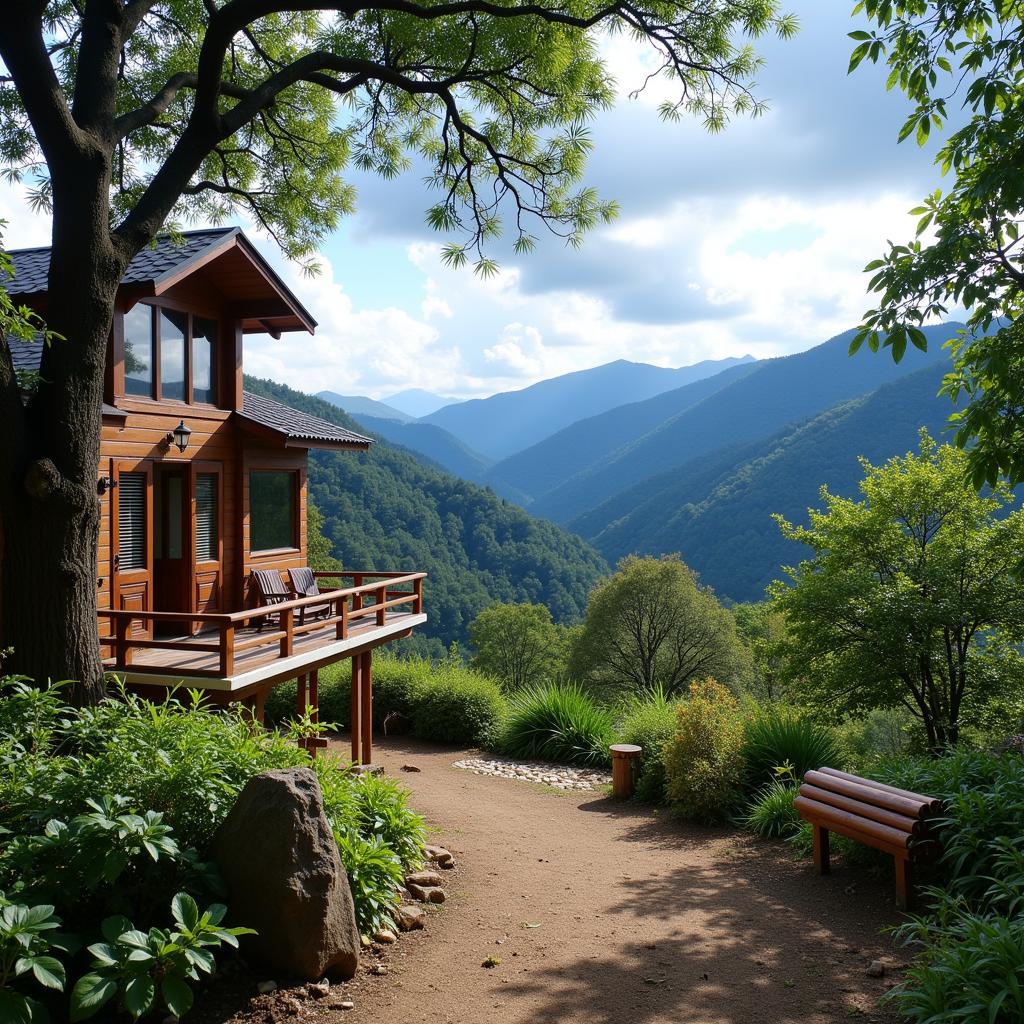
[795,767,941,909]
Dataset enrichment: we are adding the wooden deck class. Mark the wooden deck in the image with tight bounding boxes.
[104,610,426,692]
[99,571,426,694]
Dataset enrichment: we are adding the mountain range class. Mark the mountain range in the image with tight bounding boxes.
[293,321,974,608]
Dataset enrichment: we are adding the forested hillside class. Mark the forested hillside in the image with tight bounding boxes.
[531,324,959,524]
[578,363,958,602]
[244,377,609,654]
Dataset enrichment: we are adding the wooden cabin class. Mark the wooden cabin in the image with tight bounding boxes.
[5,227,426,763]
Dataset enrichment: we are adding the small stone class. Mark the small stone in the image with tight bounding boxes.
[256,980,278,995]
[396,904,426,931]
[423,887,445,904]
[401,764,422,772]
[866,961,887,978]
[406,869,444,887]
[308,979,331,998]
[337,999,355,1010]
[374,928,397,945]
[372,964,389,975]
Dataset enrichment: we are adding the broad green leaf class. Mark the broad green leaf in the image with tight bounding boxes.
[70,973,118,1022]
[161,975,194,1018]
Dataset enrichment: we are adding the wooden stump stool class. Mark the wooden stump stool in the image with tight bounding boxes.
[610,743,642,799]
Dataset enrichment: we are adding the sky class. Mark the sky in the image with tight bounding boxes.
[1,1,949,402]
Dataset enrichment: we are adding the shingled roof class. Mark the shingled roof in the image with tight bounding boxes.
[240,391,372,451]
[4,228,238,297]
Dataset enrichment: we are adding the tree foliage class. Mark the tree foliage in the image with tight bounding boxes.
[468,602,566,690]
[569,554,749,697]
[848,1,1024,486]
[769,432,1024,750]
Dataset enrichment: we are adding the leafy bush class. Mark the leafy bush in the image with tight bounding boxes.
[663,678,745,822]
[501,683,615,767]
[268,655,507,748]
[744,776,801,839]
[740,706,843,792]
[617,686,678,803]
[0,676,426,1018]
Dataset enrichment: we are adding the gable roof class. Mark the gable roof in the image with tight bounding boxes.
[4,227,316,335]
[240,391,372,451]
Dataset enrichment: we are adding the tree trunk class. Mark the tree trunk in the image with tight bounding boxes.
[1,190,124,705]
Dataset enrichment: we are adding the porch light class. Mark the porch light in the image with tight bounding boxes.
[168,419,192,453]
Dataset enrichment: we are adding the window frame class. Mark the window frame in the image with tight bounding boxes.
[122,300,219,407]
[247,468,301,556]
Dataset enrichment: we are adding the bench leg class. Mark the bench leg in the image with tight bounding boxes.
[813,825,831,875]
[895,857,913,910]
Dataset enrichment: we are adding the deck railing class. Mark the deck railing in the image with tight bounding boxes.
[99,571,426,678]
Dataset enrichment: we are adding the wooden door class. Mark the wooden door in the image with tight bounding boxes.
[191,462,224,628]
[154,464,191,633]
[111,459,153,639]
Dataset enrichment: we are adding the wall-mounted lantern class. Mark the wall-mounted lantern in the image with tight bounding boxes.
[167,419,192,454]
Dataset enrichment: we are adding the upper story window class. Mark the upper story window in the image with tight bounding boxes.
[123,303,218,405]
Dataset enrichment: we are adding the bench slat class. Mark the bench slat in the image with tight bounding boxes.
[816,767,941,814]
[799,783,921,836]
[794,795,913,855]
[804,770,930,819]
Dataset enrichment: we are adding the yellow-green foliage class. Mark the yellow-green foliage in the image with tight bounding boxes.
[664,678,746,822]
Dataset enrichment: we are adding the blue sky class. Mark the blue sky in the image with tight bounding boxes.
[3,1,948,401]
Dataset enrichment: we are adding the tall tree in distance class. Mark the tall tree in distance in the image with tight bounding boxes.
[770,433,1024,751]
[0,1,796,701]
[469,602,567,690]
[848,2,1024,488]
[570,555,749,697]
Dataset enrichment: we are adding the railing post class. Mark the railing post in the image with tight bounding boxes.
[376,584,386,626]
[220,622,234,677]
[337,597,348,640]
[413,576,423,614]
[280,608,294,657]
[114,615,131,667]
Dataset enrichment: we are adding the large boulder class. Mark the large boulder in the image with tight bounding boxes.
[212,766,359,980]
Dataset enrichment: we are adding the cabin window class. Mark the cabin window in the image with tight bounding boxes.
[121,305,218,404]
[124,306,154,397]
[192,317,217,404]
[195,473,219,561]
[249,470,297,552]
[118,472,148,570]
[159,309,187,401]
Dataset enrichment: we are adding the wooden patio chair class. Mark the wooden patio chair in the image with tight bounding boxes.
[251,569,292,632]
[288,567,334,625]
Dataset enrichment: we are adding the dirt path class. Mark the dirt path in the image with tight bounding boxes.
[340,736,903,1024]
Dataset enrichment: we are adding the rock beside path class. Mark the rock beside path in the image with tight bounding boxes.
[212,767,360,980]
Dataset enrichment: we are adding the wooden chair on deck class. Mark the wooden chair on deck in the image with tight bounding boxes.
[288,567,334,625]
[251,569,292,631]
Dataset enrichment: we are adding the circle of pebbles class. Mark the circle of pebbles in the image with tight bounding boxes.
[452,755,610,791]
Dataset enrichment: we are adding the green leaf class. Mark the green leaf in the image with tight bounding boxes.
[100,916,131,943]
[70,973,118,1022]
[171,893,199,932]
[161,975,194,1018]
[0,990,33,1024]
[29,956,66,991]
[123,974,156,1019]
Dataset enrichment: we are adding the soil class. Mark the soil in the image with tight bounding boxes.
[196,735,904,1024]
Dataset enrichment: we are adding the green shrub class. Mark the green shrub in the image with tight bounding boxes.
[267,656,506,748]
[501,683,616,767]
[663,678,745,822]
[618,686,678,803]
[409,666,507,747]
[740,706,843,792]
[744,777,801,838]
[0,674,426,1016]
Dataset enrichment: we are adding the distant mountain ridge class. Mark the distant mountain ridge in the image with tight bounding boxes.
[577,361,962,603]
[423,355,757,459]
[530,325,959,525]
[317,391,413,422]
[384,388,462,418]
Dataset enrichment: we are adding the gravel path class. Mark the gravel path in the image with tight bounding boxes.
[337,736,904,1024]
